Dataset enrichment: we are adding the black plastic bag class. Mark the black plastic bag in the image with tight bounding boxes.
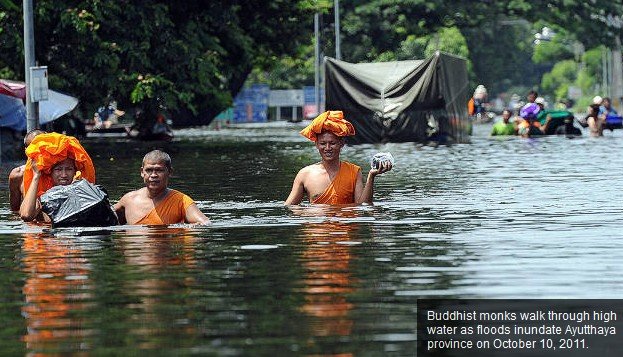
[40,179,119,228]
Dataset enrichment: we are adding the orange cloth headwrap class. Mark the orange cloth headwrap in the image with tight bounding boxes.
[23,132,96,197]
[300,111,356,142]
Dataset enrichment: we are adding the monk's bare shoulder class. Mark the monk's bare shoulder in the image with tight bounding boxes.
[296,163,324,183]
[301,162,325,174]
[118,188,147,204]
[296,164,312,179]
[9,165,24,180]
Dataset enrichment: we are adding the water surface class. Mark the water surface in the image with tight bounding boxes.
[0,122,622,355]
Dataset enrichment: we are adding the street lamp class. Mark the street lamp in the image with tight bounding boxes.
[533,26,555,45]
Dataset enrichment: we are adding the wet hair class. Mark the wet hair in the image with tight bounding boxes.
[142,150,172,170]
[24,129,45,146]
[588,104,600,118]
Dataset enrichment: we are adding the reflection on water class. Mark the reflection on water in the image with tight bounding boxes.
[21,233,94,352]
[112,227,200,350]
[0,121,622,354]
[298,210,359,339]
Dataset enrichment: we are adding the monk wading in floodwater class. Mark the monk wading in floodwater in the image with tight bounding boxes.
[19,132,96,223]
[284,110,392,205]
[114,150,210,225]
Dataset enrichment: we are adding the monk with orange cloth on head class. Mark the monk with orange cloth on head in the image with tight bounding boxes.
[284,111,392,205]
[113,150,210,225]
[20,132,96,222]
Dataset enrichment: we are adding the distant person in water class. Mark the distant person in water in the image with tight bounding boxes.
[113,150,210,225]
[8,129,45,211]
[19,132,96,222]
[284,111,392,205]
[586,97,605,137]
[517,103,544,138]
[490,109,516,136]
[598,97,618,118]
[526,90,538,104]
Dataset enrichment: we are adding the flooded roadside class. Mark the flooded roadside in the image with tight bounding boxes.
[0,122,621,354]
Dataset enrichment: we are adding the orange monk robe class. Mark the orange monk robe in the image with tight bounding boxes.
[23,132,95,197]
[468,98,475,115]
[136,190,195,225]
[300,111,355,141]
[313,162,361,205]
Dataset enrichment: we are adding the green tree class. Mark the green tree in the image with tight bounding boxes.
[532,25,607,102]
[247,44,316,90]
[424,27,469,58]
[532,27,574,64]
[268,0,621,110]
[394,35,428,60]
[461,19,545,98]
[581,46,606,87]
[0,1,318,124]
[541,60,577,100]
[0,0,17,11]
[4,0,622,124]
[368,26,469,63]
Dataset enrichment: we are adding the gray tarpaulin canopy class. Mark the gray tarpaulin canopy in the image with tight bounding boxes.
[325,51,470,144]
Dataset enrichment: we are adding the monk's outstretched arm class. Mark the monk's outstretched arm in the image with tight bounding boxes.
[356,161,393,205]
[185,203,210,225]
[284,170,306,205]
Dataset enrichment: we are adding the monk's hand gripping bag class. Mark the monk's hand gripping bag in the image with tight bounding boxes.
[40,179,119,228]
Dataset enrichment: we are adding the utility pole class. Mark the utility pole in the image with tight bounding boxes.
[23,0,38,131]
[334,0,341,60]
[602,47,609,97]
[314,12,320,115]
[612,36,623,111]
[605,13,623,111]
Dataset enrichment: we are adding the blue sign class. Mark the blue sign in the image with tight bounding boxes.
[233,84,269,123]
[303,86,324,104]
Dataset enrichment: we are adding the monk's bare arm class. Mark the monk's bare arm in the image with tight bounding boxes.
[356,161,393,205]
[8,167,24,212]
[354,169,370,204]
[20,169,41,221]
[185,203,210,225]
[113,195,128,225]
[284,169,307,205]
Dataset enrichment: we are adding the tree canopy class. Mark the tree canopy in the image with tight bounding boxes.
[0,1,320,122]
[1,0,622,124]
[263,0,622,107]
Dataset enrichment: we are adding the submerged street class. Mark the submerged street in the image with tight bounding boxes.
[0,122,621,354]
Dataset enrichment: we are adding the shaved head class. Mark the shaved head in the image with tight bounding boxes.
[142,150,172,170]
[24,129,45,146]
